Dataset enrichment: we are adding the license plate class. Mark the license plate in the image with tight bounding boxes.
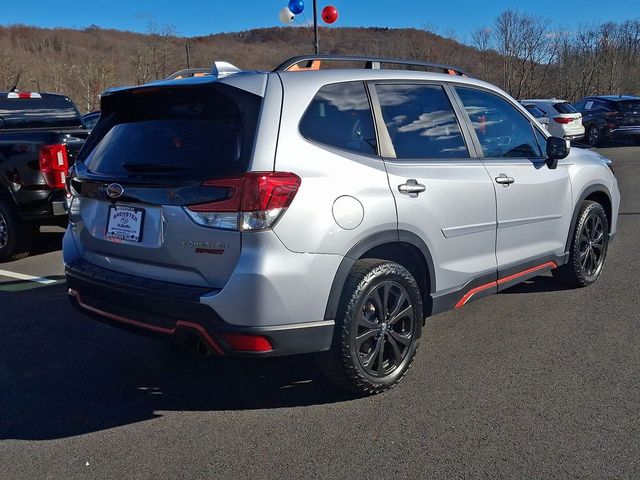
[105,205,145,243]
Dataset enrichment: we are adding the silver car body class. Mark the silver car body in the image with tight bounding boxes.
[64,65,620,355]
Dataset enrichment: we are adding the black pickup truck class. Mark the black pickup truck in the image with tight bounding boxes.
[0,91,88,261]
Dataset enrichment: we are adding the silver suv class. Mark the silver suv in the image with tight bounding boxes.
[64,55,620,394]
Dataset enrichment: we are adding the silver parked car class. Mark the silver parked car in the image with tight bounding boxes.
[64,55,620,394]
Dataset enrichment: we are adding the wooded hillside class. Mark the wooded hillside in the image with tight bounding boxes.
[1,13,638,113]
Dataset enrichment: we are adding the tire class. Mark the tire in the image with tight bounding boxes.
[0,200,34,262]
[587,125,603,147]
[553,200,609,288]
[634,138,640,146]
[317,259,423,395]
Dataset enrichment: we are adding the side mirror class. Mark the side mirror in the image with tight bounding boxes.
[546,136,570,169]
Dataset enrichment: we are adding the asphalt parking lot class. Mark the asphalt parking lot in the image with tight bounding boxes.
[1,146,639,479]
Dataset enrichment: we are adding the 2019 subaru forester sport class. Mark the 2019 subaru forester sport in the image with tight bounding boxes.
[64,55,620,395]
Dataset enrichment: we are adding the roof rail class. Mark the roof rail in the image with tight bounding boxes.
[274,55,468,76]
[166,68,212,80]
[166,62,242,81]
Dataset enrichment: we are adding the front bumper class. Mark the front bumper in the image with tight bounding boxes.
[65,259,335,357]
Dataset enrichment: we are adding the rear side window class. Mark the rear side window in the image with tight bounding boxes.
[82,84,261,181]
[0,95,82,129]
[614,100,640,112]
[299,82,377,156]
[375,84,469,159]
[553,102,578,114]
[523,105,546,118]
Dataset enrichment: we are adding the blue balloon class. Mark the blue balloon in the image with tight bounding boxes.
[288,0,304,15]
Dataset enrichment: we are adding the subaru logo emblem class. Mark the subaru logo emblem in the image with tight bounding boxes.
[106,183,124,199]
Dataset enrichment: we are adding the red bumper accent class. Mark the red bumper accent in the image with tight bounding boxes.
[68,288,225,355]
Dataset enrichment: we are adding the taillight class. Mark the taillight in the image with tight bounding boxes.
[604,111,620,117]
[553,117,573,124]
[185,172,301,231]
[39,144,69,189]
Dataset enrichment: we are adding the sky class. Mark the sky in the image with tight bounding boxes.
[1,1,639,43]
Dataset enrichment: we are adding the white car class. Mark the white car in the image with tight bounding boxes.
[520,103,550,131]
[521,99,585,140]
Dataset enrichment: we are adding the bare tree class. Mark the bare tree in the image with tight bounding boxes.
[471,27,492,81]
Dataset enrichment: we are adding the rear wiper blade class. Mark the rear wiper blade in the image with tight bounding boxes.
[121,162,190,172]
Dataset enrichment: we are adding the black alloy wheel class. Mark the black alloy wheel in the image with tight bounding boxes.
[318,259,423,395]
[578,210,606,279]
[0,200,34,262]
[553,200,609,287]
[356,280,415,377]
[587,125,602,147]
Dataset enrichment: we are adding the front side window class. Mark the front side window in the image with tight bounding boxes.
[375,84,469,159]
[299,82,377,156]
[455,87,543,158]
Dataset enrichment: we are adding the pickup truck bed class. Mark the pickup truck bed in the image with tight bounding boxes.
[0,92,89,261]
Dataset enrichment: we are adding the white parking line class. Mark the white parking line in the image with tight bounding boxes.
[0,269,58,285]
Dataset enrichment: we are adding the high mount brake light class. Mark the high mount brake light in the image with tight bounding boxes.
[185,172,301,231]
[39,144,69,190]
[7,92,42,99]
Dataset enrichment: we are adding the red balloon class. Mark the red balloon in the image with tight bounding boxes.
[321,5,338,24]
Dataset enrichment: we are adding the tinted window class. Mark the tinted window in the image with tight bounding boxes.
[573,100,587,111]
[83,84,261,181]
[553,102,578,114]
[375,84,468,159]
[455,87,543,158]
[523,105,546,118]
[0,94,82,129]
[613,100,640,113]
[299,82,377,155]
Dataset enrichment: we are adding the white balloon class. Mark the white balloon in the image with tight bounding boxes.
[279,6,295,24]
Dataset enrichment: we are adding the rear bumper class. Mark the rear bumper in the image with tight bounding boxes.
[65,259,334,357]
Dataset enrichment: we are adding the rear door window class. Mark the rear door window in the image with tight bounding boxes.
[299,81,377,156]
[82,84,261,181]
[0,95,82,129]
[374,84,469,159]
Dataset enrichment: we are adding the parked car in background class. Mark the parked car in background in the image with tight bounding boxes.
[521,99,584,140]
[82,111,100,131]
[573,95,640,147]
[520,102,549,131]
[0,90,88,261]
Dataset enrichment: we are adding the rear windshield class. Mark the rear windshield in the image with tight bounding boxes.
[82,84,262,181]
[0,95,82,129]
[553,102,578,114]
[614,100,640,113]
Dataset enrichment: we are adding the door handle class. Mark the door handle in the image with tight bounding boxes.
[398,179,426,197]
[495,173,515,186]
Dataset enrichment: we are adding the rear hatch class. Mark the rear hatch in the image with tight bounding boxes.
[69,81,263,288]
[551,102,582,130]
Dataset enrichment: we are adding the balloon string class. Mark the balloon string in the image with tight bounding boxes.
[300,12,312,28]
